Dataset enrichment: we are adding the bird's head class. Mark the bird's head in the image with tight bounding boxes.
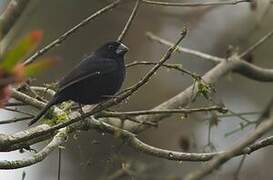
[95,41,128,58]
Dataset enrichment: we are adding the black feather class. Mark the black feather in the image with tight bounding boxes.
[28,41,128,126]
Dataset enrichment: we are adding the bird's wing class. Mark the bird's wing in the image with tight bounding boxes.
[57,55,117,92]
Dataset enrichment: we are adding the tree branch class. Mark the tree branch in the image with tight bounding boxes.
[142,0,249,7]
[234,60,273,82]
[0,0,30,40]
[184,116,273,180]
[146,32,223,63]
[240,29,273,58]
[0,128,67,169]
[126,61,200,79]
[23,0,124,65]
[117,0,141,42]
[96,106,227,118]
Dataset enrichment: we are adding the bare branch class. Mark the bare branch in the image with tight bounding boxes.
[0,128,67,169]
[3,107,34,117]
[97,106,227,117]
[0,124,54,152]
[5,102,27,107]
[0,0,30,40]
[142,0,249,7]
[184,116,273,180]
[146,32,223,63]
[77,117,273,163]
[240,29,273,58]
[147,31,273,83]
[234,60,273,82]
[57,148,62,180]
[233,155,246,180]
[23,0,123,65]
[12,88,46,109]
[1,111,273,165]
[126,61,200,79]
[117,0,141,42]
[130,59,240,132]
[30,86,55,98]
[0,116,33,125]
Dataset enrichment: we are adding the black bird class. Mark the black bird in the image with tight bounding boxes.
[29,41,128,125]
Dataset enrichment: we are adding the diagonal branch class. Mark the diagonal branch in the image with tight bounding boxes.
[130,59,240,132]
[126,61,200,79]
[234,60,273,82]
[146,32,223,63]
[147,32,273,83]
[23,0,123,65]
[117,0,141,42]
[142,0,249,7]
[1,107,273,165]
[184,116,273,180]
[240,29,273,58]
[0,128,67,169]
[0,0,30,40]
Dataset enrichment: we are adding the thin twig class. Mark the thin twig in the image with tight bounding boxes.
[233,154,246,180]
[2,113,273,167]
[117,0,141,42]
[224,121,256,137]
[142,0,249,7]
[3,107,34,117]
[0,128,68,169]
[215,111,260,119]
[122,116,158,127]
[21,171,26,180]
[18,83,47,102]
[184,116,273,180]
[0,116,33,125]
[114,29,187,100]
[5,102,27,107]
[58,147,62,180]
[97,106,227,117]
[146,32,223,63]
[240,30,273,58]
[23,0,123,65]
[80,116,273,162]
[126,61,200,79]
[228,110,253,123]
[30,86,56,97]
[256,97,273,126]
[233,60,273,82]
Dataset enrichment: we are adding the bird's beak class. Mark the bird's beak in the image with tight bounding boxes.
[116,43,128,55]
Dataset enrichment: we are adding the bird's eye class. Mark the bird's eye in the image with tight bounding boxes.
[108,45,114,49]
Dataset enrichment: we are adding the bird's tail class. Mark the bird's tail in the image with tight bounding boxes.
[28,99,57,126]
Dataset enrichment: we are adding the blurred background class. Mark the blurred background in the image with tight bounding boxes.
[0,0,273,179]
